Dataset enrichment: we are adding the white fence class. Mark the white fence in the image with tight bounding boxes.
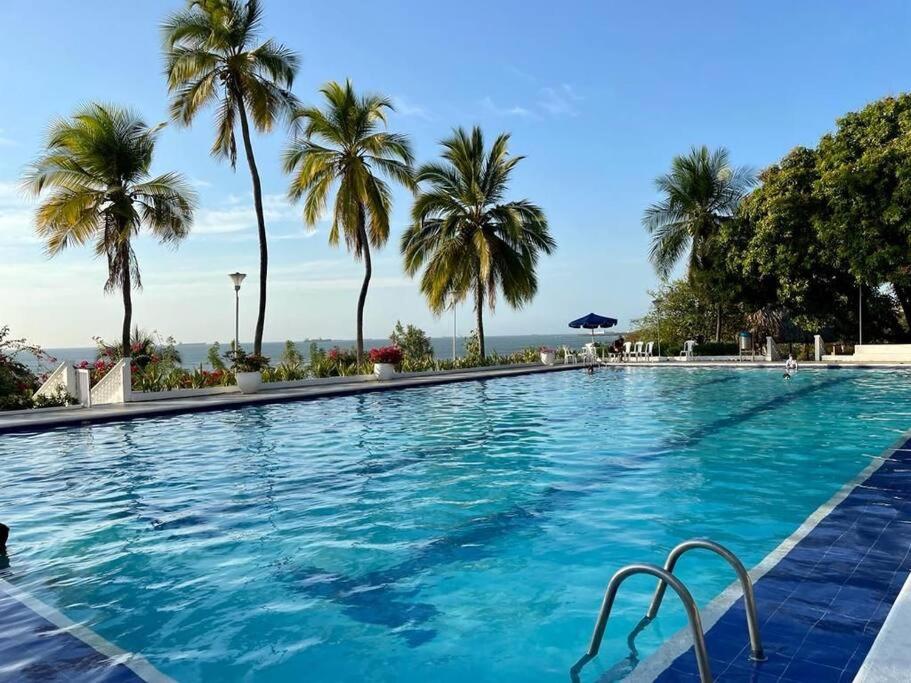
[34,362,77,399]
[90,359,131,405]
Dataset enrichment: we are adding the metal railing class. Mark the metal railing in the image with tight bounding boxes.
[586,563,712,682]
[582,540,765,683]
[647,538,765,662]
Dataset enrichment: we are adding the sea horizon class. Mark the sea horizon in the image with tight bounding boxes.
[27,332,623,370]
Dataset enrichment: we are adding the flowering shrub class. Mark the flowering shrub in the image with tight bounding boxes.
[226,349,270,373]
[0,326,74,411]
[131,364,234,392]
[74,359,117,386]
[368,346,403,365]
[309,346,367,377]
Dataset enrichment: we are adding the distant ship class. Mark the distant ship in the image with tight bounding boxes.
[304,337,331,342]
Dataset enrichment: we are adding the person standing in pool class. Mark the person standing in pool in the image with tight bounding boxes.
[784,354,798,379]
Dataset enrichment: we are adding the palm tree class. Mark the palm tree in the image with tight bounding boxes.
[163,0,299,355]
[24,103,196,358]
[643,145,754,341]
[402,127,555,359]
[283,80,414,364]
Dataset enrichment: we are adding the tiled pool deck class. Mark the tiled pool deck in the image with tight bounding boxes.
[630,433,911,682]
[1,365,910,681]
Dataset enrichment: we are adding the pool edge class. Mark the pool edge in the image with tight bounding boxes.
[0,575,174,683]
[625,428,911,682]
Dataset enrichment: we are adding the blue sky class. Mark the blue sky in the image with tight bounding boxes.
[2,1,910,347]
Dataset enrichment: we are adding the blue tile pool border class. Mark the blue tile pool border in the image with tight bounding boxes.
[0,576,171,682]
[627,430,911,682]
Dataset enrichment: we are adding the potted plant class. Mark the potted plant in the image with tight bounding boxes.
[226,349,270,393]
[539,346,556,366]
[368,346,403,380]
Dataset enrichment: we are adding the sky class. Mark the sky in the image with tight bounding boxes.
[2,1,911,347]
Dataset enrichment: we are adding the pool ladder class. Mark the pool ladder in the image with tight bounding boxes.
[583,539,765,683]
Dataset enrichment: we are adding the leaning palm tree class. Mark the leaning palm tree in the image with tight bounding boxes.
[163,0,299,355]
[24,103,196,358]
[643,145,754,341]
[283,80,414,364]
[402,127,555,359]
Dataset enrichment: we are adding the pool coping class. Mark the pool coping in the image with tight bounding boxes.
[626,429,911,683]
[0,575,173,682]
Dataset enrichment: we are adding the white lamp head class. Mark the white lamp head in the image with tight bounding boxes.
[229,272,247,289]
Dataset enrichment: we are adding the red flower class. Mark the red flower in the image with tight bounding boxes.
[368,346,403,364]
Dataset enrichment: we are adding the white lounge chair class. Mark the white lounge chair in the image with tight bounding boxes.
[621,341,632,362]
[563,346,578,364]
[630,341,645,361]
[679,340,696,360]
[644,341,654,361]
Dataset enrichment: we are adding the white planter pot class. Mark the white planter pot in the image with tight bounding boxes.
[236,371,263,394]
[540,351,556,366]
[373,363,396,381]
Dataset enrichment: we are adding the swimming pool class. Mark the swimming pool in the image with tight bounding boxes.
[1,367,910,681]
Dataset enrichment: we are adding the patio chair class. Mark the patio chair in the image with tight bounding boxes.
[644,341,654,360]
[631,341,645,361]
[621,341,632,362]
[563,346,578,364]
[679,340,696,360]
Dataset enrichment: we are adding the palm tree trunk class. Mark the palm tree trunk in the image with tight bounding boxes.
[715,302,722,342]
[236,96,267,356]
[475,279,485,360]
[120,240,132,359]
[356,207,371,366]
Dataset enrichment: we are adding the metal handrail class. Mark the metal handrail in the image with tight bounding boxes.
[647,539,765,661]
[587,563,712,682]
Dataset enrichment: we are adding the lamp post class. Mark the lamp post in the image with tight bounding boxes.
[229,272,246,365]
[653,297,661,359]
[452,301,457,361]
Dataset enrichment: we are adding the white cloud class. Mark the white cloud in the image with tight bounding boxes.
[189,176,212,188]
[480,84,583,120]
[192,193,298,236]
[0,128,16,147]
[0,181,38,246]
[504,65,537,84]
[393,96,431,120]
[481,96,534,118]
[538,84,583,117]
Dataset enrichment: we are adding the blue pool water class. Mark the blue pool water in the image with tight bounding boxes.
[1,368,910,682]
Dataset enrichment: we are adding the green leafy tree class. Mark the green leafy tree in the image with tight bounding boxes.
[283,80,414,364]
[25,103,196,358]
[726,146,901,340]
[815,94,911,327]
[390,321,433,363]
[163,0,300,355]
[643,145,755,341]
[632,279,748,348]
[402,127,555,359]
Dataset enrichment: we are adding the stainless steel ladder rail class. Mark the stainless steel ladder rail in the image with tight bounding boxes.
[587,563,712,682]
[647,538,765,662]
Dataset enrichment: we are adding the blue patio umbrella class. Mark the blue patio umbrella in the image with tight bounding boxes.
[569,312,619,345]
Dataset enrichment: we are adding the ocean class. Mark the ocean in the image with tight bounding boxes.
[29,333,620,371]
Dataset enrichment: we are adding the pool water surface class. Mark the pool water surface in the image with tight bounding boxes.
[1,368,910,682]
